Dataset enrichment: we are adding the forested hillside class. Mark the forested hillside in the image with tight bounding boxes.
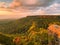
[0,16,60,45]
[0,16,60,34]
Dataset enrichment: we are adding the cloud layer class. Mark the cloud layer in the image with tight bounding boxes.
[9,0,60,15]
[0,0,60,19]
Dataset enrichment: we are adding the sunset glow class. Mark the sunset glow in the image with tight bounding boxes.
[0,0,60,19]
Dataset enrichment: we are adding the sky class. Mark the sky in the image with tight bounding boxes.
[0,0,60,19]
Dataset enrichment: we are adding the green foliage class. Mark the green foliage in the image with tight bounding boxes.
[0,16,60,45]
[0,16,60,34]
[0,34,14,45]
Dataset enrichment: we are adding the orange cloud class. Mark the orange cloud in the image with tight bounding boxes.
[0,7,46,19]
[9,0,22,8]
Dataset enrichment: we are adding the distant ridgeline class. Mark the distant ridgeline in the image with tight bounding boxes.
[0,15,60,34]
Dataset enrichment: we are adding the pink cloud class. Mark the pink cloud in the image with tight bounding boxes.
[22,0,38,5]
[9,0,22,8]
